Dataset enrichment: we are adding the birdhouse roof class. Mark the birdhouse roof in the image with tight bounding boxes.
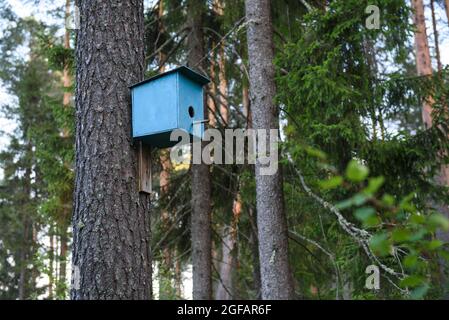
[130,65,210,89]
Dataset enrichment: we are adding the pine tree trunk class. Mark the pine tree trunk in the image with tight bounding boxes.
[187,0,212,300]
[55,0,73,300]
[215,228,235,300]
[215,196,241,299]
[213,0,228,126]
[445,0,449,27]
[58,222,68,298]
[412,0,433,127]
[62,0,72,120]
[208,46,217,127]
[157,1,175,299]
[412,0,449,297]
[218,44,228,125]
[245,0,294,300]
[430,0,442,72]
[71,0,152,300]
[18,142,33,300]
[174,251,183,298]
[18,227,27,300]
[248,207,261,299]
[49,232,54,299]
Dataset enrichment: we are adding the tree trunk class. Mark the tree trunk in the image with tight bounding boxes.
[412,0,449,297]
[71,0,151,300]
[412,0,433,127]
[18,142,33,300]
[248,207,261,299]
[157,0,175,299]
[62,0,72,121]
[58,222,68,298]
[218,44,228,126]
[174,251,183,298]
[245,0,294,299]
[208,45,217,127]
[215,195,241,299]
[55,0,73,300]
[214,0,228,126]
[48,232,54,299]
[215,227,235,300]
[430,0,442,72]
[18,225,28,300]
[187,0,212,300]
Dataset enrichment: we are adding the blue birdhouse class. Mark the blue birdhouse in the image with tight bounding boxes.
[130,66,210,148]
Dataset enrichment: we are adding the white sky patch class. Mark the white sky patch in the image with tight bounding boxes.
[0,84,17,153]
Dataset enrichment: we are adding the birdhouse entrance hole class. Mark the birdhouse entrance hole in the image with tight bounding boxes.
[188,106,195,118]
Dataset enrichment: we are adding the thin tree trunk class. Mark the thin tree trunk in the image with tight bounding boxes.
[215,196,241,300]
[245,0,294,300]
[430,0,442,72]
[187,0,212,300]
[412,0,449,297]
[215,228,235,300]
[62,0,72,120]
[218,44,228,126]
[214,0,228,126]
[49,232,54,299]
[71,0,151,300]
[18,142,33,300]
[55,0,72,300]
[208,45,217,127]
[174,251,183,298]
[159,147,173,299]
[157,0,175,299]
[58,222,68,298]
[412,0,433,127]
[248,207,261,299]
[18,227,27,300]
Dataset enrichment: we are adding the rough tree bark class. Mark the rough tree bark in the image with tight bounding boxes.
[187,0,212,300]
[245,0,294,300]
[71,0,152,300]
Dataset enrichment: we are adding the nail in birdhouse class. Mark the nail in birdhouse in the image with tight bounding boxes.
[130,66,210,149]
